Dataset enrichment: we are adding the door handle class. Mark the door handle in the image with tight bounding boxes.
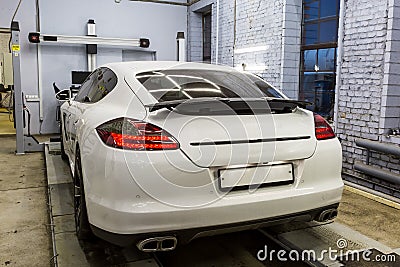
[74,120,79,125]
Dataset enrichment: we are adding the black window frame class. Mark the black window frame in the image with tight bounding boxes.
[202,11,212,63]
[299,0,340,120]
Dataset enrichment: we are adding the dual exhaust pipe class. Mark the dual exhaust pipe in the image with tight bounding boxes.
[137,236,178,252]
[316,208,338,222]
[136,209,338,251]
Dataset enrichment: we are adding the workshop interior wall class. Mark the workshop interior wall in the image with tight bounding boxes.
[1,0,187,134]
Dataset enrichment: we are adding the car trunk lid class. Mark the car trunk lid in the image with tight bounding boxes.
[145,105,316,168]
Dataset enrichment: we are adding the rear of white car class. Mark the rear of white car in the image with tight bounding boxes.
[62,62,343,250]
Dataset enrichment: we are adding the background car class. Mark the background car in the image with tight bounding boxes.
[60,61,343,252]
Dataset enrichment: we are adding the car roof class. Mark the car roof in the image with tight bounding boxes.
[103,61,236,75]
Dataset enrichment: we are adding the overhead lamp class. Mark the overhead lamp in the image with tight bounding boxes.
[234,45,269,54]
[235,63,267,72]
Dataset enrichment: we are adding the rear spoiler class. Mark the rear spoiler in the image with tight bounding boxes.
[145,98,312,113]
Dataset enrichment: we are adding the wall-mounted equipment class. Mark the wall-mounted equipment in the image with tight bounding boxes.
[28,19,150,71]
[28,20,152,124]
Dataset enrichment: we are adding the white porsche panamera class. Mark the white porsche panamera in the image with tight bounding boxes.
[59,61,343,252]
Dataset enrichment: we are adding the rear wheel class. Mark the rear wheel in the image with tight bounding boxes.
[73,148,93,240]
[60,122,68,161]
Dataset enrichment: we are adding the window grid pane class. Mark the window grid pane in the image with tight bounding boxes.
[300,0,340,120]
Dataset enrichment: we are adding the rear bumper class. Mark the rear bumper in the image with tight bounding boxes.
[81,131,344,245]
[91,203,340,247]
[87,176,342,228]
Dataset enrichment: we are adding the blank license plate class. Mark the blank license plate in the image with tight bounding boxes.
[218,164,294,189]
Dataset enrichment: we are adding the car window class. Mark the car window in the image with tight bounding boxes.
[86,68,118,103]
[74,70,98,102]
[136,69,269,102]
[244,73,285,99]
[75,68,118,103]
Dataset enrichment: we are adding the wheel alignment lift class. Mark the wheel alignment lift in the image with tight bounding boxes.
[11,19,153,154]
[11,21,44,154]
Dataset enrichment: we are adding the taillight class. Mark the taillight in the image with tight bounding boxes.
[314,114,335,140]
[96,118,179,150]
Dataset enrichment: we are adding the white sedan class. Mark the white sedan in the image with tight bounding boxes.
[60,61,343,252]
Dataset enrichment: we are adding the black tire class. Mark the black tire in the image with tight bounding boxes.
[60,121,68,161]
[73,147,93,240]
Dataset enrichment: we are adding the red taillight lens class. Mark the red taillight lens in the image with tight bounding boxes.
[96,118,179,150]
[314,114,335,140]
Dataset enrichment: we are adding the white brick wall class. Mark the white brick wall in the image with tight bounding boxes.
[188,1,211,62]
[280,0,302,99]
[233,0,284,88]
[188,0,302,92]
[337,0,400,184]
[381,1,400,135]
[187,0,400,190]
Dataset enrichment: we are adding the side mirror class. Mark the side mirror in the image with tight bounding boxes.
[55,89,72,101]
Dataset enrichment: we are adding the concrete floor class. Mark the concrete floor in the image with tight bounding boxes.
[0,136,52,266]
[0,135,399,267]
[337,188,400,248]
[0,108,15,135]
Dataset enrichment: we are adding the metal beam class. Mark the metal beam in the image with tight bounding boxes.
[29,32,150,48]
[354,161,400,185]
[355,139,400,157]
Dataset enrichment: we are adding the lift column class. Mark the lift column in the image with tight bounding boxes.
[11,21,44,154]
[176,32,186,62]
[10,22,24,154]
[87,20,97,71]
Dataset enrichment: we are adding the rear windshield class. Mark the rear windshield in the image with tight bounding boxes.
[244,73,285,99]
[136,69,283,102]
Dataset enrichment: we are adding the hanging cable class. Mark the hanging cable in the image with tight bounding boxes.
[11,0,23,22]
[8,0,23,53]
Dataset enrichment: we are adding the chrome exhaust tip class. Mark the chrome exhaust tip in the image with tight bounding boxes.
[137,236,177,252]
[316,209,338,222]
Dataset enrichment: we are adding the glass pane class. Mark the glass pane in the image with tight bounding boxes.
[303,50,317,71]
[300,72,318,104]
[319,20,338,43]
[245,74,284,98]
[136,70,267,102]
[320,0,338,18]
[74,70,97,102]
[304,23,318,45]
[87,69,118,103]
[203,13,212,62]
[304,0,319,21]
[300,72,335,118]
[318,48,336,70]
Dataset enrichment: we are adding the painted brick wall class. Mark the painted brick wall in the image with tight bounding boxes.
[337,0,400,194]
[188,0,302,94]
[280,0,302,99]
[233,0,284,88]
[188,0,400,195]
